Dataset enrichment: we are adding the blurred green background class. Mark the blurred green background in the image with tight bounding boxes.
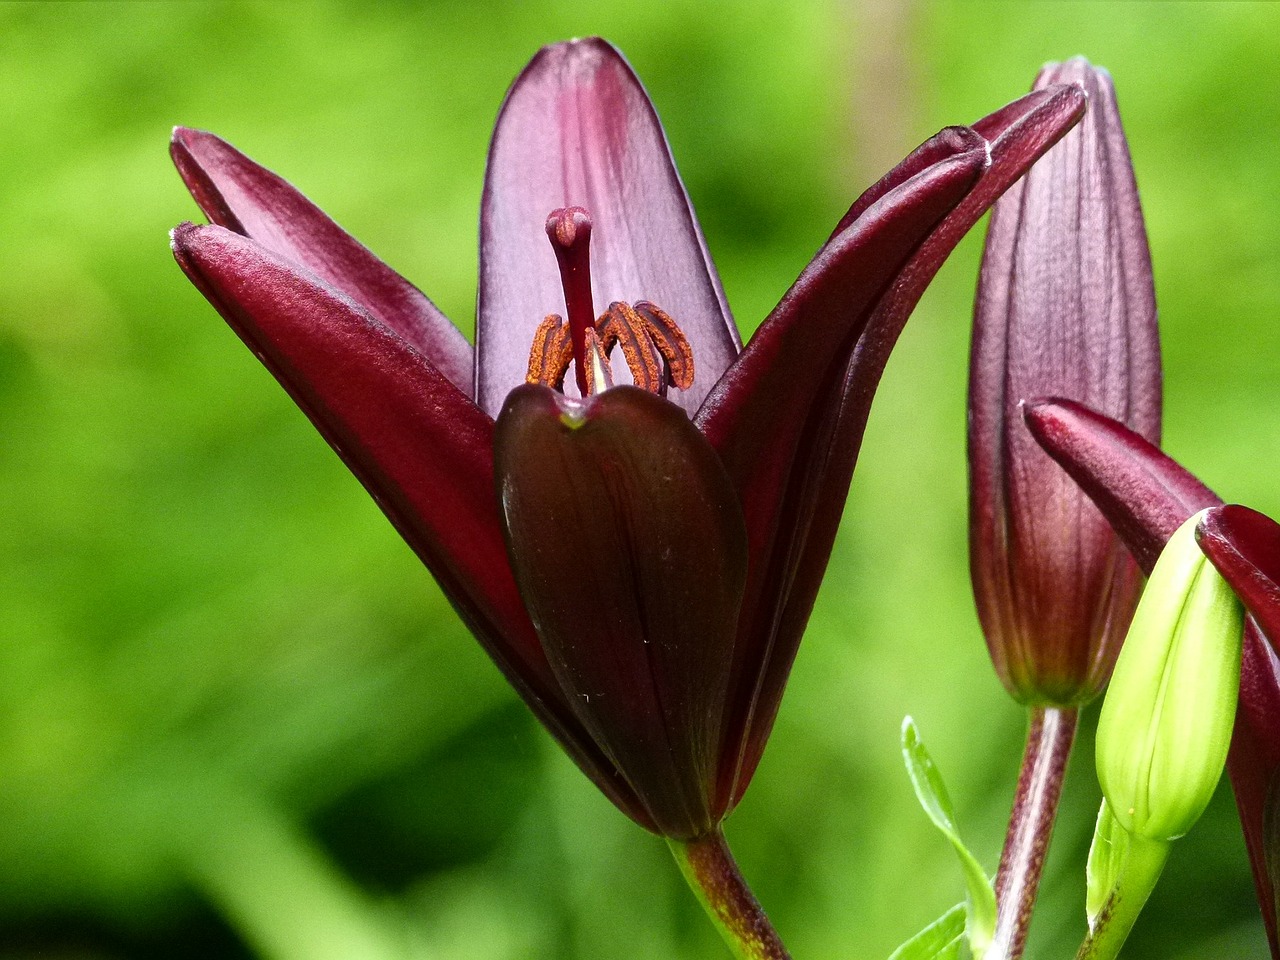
[2,1,1278,957]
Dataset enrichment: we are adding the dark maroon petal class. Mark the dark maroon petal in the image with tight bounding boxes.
[1023,398,1218,570]
[826,126,987,240]
[827,85,1084,244]
[477,38,737,419]
[711,85,1085,805]
[1235,629,1280,956]
[969,60,1159,704]
[171,222,648,827]
[170,127,474,393]
[1023,399,1278,955]
[1199,506,1280,656]
[695,139,988,806]
[1199,505,1280,947]
[495,385,748,839]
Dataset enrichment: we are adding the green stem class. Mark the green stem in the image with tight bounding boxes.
[669,827,792,960]
[989,706,1078,960]
[1074,833,1170,960]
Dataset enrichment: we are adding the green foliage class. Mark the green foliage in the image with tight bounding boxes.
[887,904,969,960]
[901,718,996,957]
[1085,801,1128,929]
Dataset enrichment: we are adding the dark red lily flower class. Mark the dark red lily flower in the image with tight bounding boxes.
[969,59,1160,706]
[1025,398,1280,956]
[170,37,1083,840]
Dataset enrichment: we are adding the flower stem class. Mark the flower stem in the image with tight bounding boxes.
[668,828,792,960]
[1074,833,1170,960]
[989,705,1079,960]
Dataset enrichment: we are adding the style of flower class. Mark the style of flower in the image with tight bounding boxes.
[969,58,1160,707]
[169,37,1083,843]
[1025,398,1280,957]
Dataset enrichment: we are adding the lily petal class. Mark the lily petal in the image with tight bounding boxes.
[1024,398,1279,957]
[1235,632,1280,959]
[734,87,1088,791]
[477,37,738,418]
[696,136,989,805]
[1199,506,1280,655]
[171,127,473,393]
[706,84,1085,805]
[495,385,748,839]
[171,223,647,827]
[1023,398,1216,569]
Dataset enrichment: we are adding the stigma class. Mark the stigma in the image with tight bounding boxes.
[527,207,694,397]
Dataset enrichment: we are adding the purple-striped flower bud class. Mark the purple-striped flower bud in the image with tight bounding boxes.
[969,60,1161,705]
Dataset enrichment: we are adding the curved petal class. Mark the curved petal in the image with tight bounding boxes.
[1199,505,1280,654]
[706,87,1086,802]
[171,222,647,826]
[495,385,747,838]
[1233,626,1280,959]
[477,38,737,418]
[694,138,989,806]
[171,127,474,393]
[1023,398,1217,570]
[1022,398,1279,956]
[970,61,1159,703]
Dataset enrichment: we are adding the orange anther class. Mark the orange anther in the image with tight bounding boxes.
[526,313,574,389]
[633,301,694,391]
[598,302,663,393]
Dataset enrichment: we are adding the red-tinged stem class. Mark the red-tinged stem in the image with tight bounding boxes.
[990,705,1078,960]
[669,828,792,960]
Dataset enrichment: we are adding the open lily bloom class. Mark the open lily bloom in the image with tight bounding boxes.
[1025,398,1280,956]
[170,38,1083,842]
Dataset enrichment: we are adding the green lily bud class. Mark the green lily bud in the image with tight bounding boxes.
[1096,510,1244,842]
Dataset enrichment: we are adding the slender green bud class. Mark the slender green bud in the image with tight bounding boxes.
[1096,510,1244,842]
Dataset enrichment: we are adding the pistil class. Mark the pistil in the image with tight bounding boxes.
[546,207,597,395]
[529,207,695,397]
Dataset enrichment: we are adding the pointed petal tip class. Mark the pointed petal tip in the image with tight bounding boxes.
[967,81,1084,170]
[527,35,623,74]
[547,35,615,55]
[1035,58,1114,109]
[169,125,218,158]
[1038,56,1104,84]
[169,219,202,253]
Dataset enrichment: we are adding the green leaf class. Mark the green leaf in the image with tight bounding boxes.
[901,717,997,958]
[1085,799,1129,928]
[887,904,969,960]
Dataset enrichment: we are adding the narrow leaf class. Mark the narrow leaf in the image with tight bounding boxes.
[888,904,969,960]
[901,718,998,957]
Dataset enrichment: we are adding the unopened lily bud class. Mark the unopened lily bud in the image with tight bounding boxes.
[1096,511,1243,842]
[969,60,1160,705]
